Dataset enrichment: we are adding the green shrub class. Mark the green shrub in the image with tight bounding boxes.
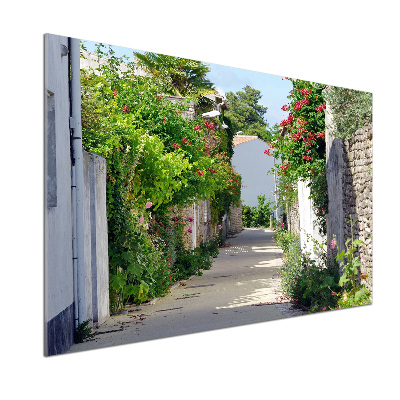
[242,195,274,228]
[172,248,212,281]
[74,319,96,343]
[274,226,298,253]
[200,235,220,258]
[275,227,341,310]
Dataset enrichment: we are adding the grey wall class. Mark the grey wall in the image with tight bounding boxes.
[45,34,75,355]
[232,138,276,207]
[87,152,110,324]
[45,34,110,355]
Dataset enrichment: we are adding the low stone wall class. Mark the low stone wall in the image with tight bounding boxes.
[326,103,373,293]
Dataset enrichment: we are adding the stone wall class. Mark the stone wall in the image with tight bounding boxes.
[326,103,373,293]
[170,199,214,249]
[228,203,243,235]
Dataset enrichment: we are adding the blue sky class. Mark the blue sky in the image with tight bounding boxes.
[82,40,291,128]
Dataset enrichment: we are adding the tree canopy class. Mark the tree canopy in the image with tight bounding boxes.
[134,51,215,97]
[224,85,269,138]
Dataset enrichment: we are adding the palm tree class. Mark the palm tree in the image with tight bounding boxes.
[134,52,215,97]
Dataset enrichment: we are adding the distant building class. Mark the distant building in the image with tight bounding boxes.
[232,135,276,208]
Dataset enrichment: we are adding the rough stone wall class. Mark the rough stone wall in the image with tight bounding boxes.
[326,102,373,294]
[342,125,373,292]
[228,203,243,235]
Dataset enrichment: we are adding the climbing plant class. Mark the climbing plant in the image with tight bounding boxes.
[80,43,240,311]
[265,78,328,234]
[324,86,372,139]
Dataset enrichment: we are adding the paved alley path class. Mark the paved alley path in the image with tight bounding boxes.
[67,228,305,354]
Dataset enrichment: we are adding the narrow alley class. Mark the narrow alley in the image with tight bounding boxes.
[67,228,305,354]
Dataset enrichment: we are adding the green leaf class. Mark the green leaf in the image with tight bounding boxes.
[352,239,364,248]
[336,250,346,261]
[127,262,142,278]
[110,273,126,291]
[339,274,349,287]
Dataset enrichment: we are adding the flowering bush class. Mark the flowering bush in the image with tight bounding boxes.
[81,44,239,311]
[265,78,328,234]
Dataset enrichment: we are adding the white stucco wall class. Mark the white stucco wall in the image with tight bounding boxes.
[298,180,326,257]
[232,138,276,207]
[45,34,74,323]
[45,34,110,354]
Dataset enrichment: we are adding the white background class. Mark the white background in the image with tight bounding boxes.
[1,1,398,399]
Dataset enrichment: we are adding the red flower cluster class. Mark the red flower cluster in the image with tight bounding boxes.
[207,168,217,174]
[280,114,294,126]
[300,88,311,96]
[293,97,309,111]
[197,170,204,177]
[205,122,214,130]
[281,104,289,111]
[264,149,271,156]
[194,124,201,131]
[173,143,182,149]
[279,163,289,171]
[122,105,130,113]
[113,89,118,96]
[303,155,312,161]
[162,118,166,123]
[316,131,325,140]
[315,103,326,112]
[292,127,307,142]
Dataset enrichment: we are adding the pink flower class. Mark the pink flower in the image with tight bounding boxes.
[162,118,166,123]
[323,307,326,311]
[218,225,222,229]
[139,216,145,223]
[145,202,153,209]
[281,222,285,228]
[188,228,192,233]
[194,124,201,131]
[330,238,336,250]
[286,185,289,189]
[187,217,193,222]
